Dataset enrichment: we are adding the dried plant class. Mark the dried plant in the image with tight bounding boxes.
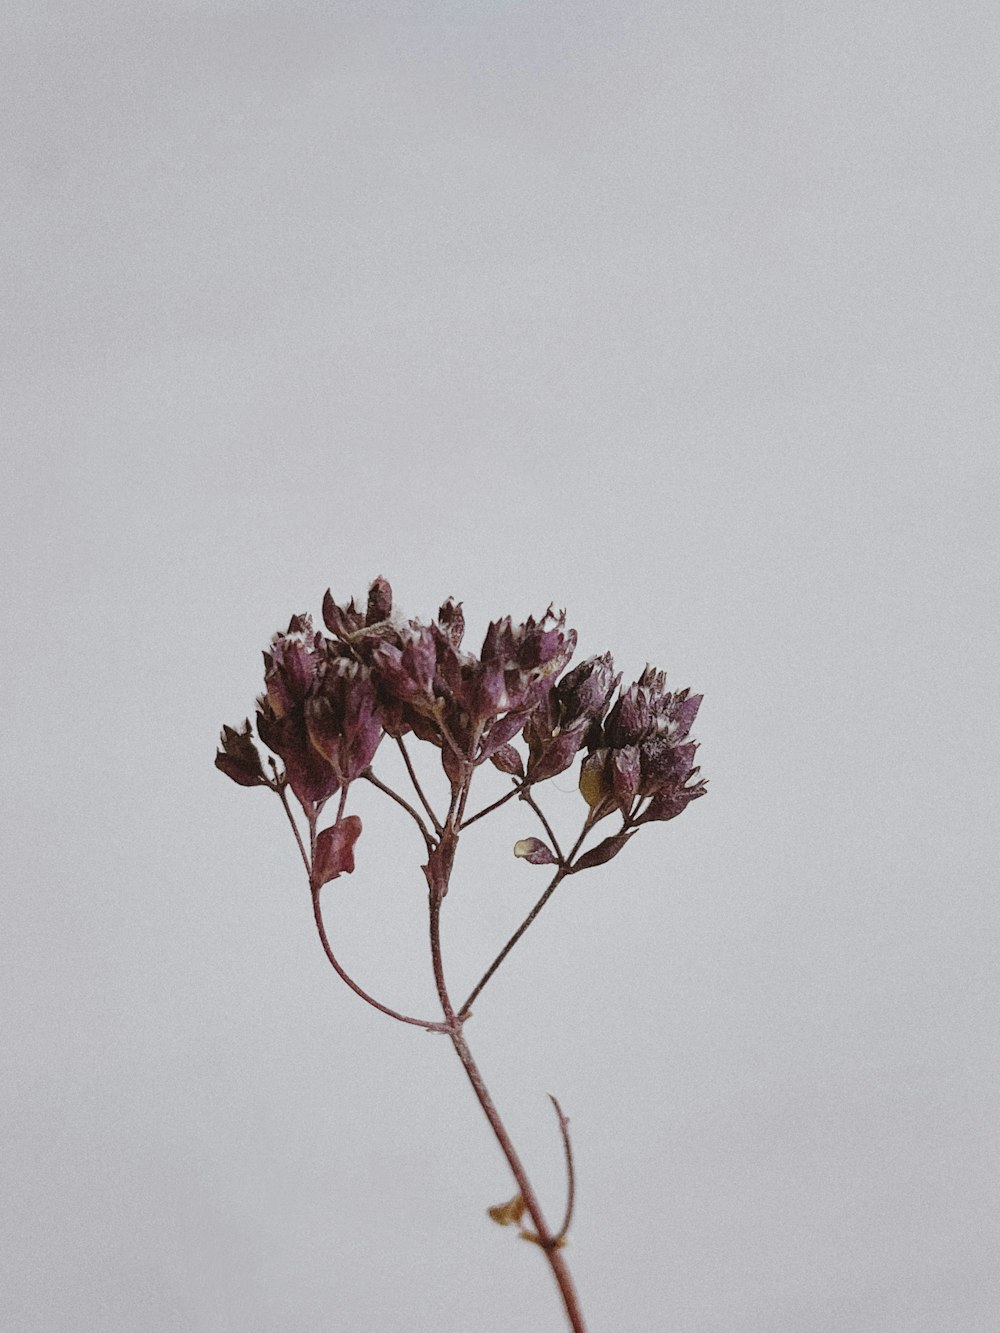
[217,577,706,1331]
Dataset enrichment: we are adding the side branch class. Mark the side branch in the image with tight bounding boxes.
[548,1094,576,1245]
[312,889,448,1032]
[394,737,443,834]
[362,767,436,850]
[458,869,567,1018]
[429,894,587,1332]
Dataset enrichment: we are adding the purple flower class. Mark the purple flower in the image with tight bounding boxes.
[578,668,706,824]
[524,653,619,783]
[305,657,384,787]
[217,607,390,813]
[215,720,269,788]
[255,617,343,808]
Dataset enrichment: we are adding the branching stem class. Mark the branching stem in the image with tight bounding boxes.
[458,869,566,1019]
[361,767,435,851]
[312,888,448,1032]
[548,1094,576,1245]
[394,737,443,834]
[429,888,587,1332]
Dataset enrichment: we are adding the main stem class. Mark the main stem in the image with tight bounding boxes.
[429,892,587,1333]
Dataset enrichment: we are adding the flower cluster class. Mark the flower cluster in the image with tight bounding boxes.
[315,577,579,783]
[216,578,706,882]
[578,666,706,824]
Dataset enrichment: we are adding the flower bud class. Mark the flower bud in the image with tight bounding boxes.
[366,576,393,625]
[513,837,558,866]
[215,720,268,787]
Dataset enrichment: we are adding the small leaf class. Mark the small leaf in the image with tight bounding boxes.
[487,1193,526,1227]
[489,743,524,777]
[570,831,635,873]
[513,838,558,866]
[312,816,362,888]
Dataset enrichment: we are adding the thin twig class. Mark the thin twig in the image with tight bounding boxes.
[394,737,443,834]
[462,781,521,828]
[521,790,565,865]
[458,868,567,1019]
[454,723,485,828]
[312,888,448,1032]
[548,1094,576,1245]
[275,783,311,876]
[427,832,587,1332]
[457,809,601,1019]
[362,768,435,851]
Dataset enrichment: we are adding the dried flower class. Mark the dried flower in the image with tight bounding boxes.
[214,720,269,787]
[578,666,706,826]
[524,653,620,783]
[216,577,707,1333]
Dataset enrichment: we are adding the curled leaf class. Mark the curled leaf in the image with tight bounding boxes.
[487,1193,526,1227]
[513,838,558,866]
[312,815,362,888]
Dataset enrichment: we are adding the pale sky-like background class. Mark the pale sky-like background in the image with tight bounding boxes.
[4,3,998,1330]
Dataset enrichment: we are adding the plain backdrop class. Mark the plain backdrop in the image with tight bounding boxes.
[3,3,998,1330]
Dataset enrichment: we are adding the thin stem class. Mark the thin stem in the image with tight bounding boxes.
[312,888,448,1032]
[521,790,565,864]
[428,892,455,1024]
[548,1095,576,1245]
[462,780,521,828]
[453,723,484,828]
[458,868,567,1019]
[429,892,587,1332]
[362,767,435,851]
[457,811,599,1019]
[276,784,311,876]
[395,737,443,834]
[432,703,465,762]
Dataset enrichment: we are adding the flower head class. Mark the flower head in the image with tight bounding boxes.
[579,667,706,823]
[523,652,619,782]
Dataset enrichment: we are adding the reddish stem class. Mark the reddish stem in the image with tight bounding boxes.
[312,889,448,1032]
[429,870,587,1331]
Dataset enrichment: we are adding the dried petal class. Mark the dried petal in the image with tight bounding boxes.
[312,815,362,887]
[436,598,465,649]
[556,652,619,722]
[579,749,613,812]
[487,1194,526,1226]
[610,745,641,808]
[639,774,708,823]
[490,743,524,776]
[525,720,589,783]
[513,837,558,866]
[322,588,366,639]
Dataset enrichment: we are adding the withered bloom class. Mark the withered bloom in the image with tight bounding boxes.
[217,607,389,816]
[215,720,269,787]
[523,652,620,782]
[305,656,384,788]
[324,586,578,777]
[254,615,344,810]
[216,574,708,1333]
[579,666,706,825]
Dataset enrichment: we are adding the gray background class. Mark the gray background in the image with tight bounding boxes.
[4,2,998,1330]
